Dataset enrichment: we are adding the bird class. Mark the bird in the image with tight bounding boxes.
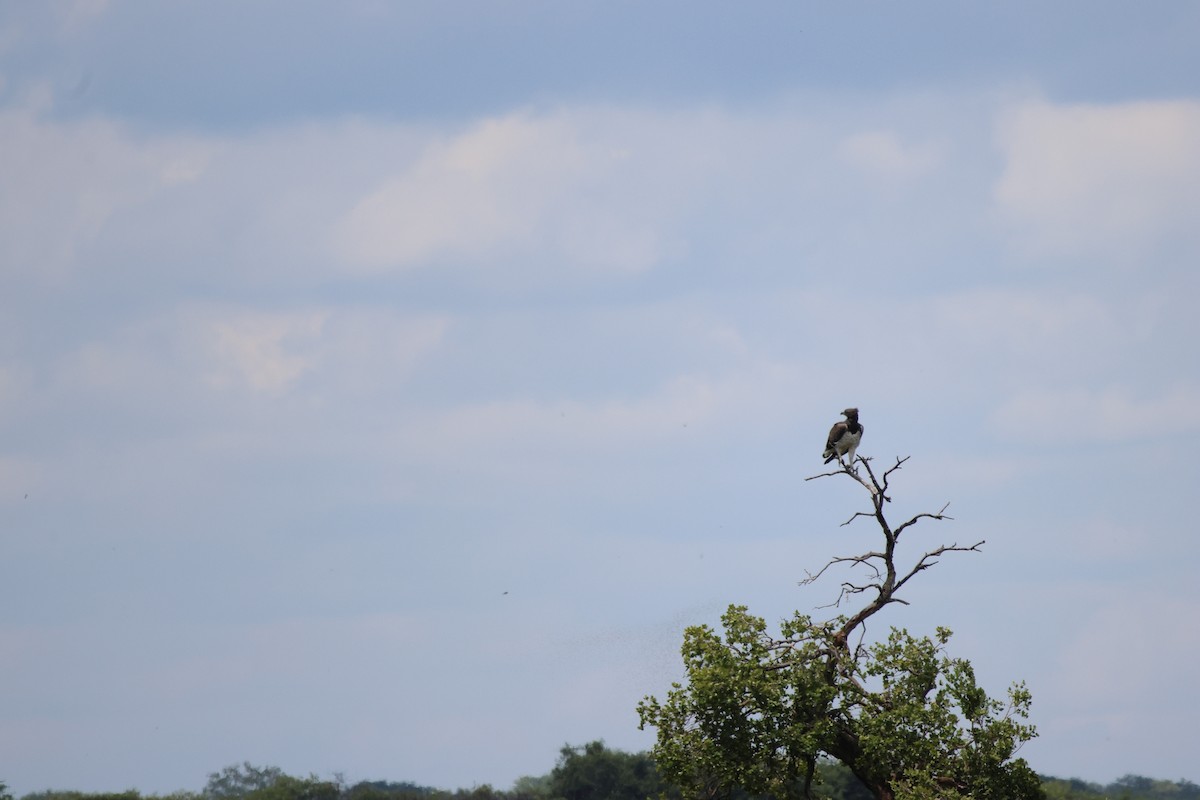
[823,408,863,467]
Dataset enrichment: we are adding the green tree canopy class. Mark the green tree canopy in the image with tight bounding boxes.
[243,777,339,800]
[343,782,439,800]
[204,766,286,800]
[549,741,679,800]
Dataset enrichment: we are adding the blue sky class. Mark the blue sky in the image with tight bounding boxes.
[2,1,1200,794]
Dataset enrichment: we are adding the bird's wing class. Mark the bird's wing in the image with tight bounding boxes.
[825,421,848,450]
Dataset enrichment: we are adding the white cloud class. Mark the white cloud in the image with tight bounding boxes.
[995,98,1200,260]
[0,107,216,279]
[199,306,448,401]
[56,0,111,33]
[333,111,676,274]
[334,114,578,270]
[837,130,938,178]
[0,95,993,292]
[48,304,448,431]
[207,311,328,393]
[1,105,695,286]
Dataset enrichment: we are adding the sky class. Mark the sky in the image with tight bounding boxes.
[2,0,1200,794]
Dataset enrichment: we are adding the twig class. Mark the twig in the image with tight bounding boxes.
[800,551,886,586]
[893,502,954,540]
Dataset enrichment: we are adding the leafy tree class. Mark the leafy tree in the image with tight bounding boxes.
[457,788,503,800]
[638,456,1043,800]
[550,741,679,800]
[813,763,873,800]
[205,766,286,800]
[1100,775,1200,800]
[509,774,553,800]
[1040,777,1104,799]
[243,776,339,800]
[1033,774,1200,800]
[343,782,439,800]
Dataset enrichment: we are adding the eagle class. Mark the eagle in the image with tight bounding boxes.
[823,407,863,467]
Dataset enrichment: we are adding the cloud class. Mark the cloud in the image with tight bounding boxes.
[0,95,993,293]
[334,114,578,270]
[327,100,972,284]
[42,304,448,450]
[2,104,696,287]
[837,130,939,178]
[0,106,217,280]
[995,98,1200,261]
[333,111,677,274]
[57,0,111,33]
[206,310,328,394]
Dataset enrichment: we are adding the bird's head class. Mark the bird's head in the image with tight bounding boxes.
[842,407,859,420]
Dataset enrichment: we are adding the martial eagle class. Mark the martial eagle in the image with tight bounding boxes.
[823,407,863,466]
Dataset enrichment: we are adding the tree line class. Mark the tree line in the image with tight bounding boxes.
[5,743,1199,800]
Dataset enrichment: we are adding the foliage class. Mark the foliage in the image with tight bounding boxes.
[637,455,1043,800]
[342,782,504,800]
[343,783,438,800]
[205,766,286,800]
[639,607,1040,800]
[244,777,340,800]
[549,741,679,800]
[812,763,873,800]
[1041,775,1200,800]
[508,774,553,800]
[200,764,335,800]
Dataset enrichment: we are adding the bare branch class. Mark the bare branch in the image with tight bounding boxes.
[805,457,891,502]
[893,502,954,540]
[814,594,845,610]
[800,550,886,586]
[881,456,910,481]
[815,578,885,610]
[841,579,882,596]
[892,540,985,594]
